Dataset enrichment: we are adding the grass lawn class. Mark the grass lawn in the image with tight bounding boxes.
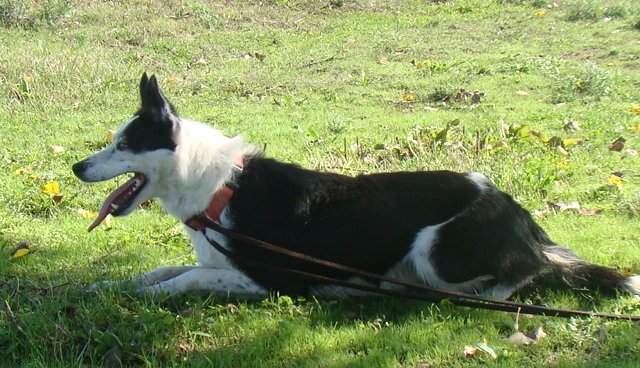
[1,0,640,366]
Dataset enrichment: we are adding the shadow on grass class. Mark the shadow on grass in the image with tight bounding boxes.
[2,237,638,367]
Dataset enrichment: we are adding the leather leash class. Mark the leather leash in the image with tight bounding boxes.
[186,214,640,321]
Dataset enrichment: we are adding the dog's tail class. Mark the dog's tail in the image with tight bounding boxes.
[542,245,640,295]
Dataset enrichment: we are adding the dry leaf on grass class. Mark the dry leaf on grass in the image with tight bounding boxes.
[463,345,478,357]
[563,120,580,133]
[42,181,60,195]
[463,339,497,359]
[11,241,31,259]
[50,145,65,154]
[505,331,535,345]
[533,9,546,16]
[608,137,625,152]
[403,92,416,102]
[608,173,624,189]
[42,181,64,203]
[506,327,547,345]
[534,201,601,217]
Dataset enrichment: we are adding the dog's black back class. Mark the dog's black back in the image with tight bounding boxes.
[225,156,552,295]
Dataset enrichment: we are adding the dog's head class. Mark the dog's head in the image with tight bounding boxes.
[72,73,179,231]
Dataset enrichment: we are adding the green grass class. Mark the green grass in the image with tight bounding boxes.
[1,0,640,366]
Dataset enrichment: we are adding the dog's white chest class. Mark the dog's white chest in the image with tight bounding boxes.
[187,227,237,270]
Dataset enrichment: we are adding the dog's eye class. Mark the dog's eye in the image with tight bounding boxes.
[117,141,129,150]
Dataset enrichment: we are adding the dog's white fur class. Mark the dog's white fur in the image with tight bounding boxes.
[85,118,269,298]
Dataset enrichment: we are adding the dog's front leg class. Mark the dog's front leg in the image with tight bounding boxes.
[88,266,199,292]
[136,268,268,299]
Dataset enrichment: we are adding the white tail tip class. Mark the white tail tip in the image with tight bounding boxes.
[624,275,640,295]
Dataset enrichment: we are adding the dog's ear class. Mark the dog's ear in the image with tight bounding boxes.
[139,72,149,102]
[141,75,177,121]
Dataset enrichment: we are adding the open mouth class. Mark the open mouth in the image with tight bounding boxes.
[88,173,147,232]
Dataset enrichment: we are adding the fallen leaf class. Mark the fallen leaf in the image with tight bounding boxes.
[107,130,116,143]
[379,56,389,64]
[11,241,31,259]
[475,340,497,359]
[164,76,178,84]
[50,145,65,154]
[527,326,547,341]
[608,173,623,189]
[515,90,529,96]
[554,201,581,211]
[533,9,546,16]
[42,181,60,195]
[194,57,207,65]
[554,146,569,156]
[77,208,97,218]
[463,345,478,357]
[562,138,582,148]
[537,201,601,217]
[505,331,535,345]
[403,92,416,102]
[52,194,64,203]
[505,327,547,345]
[579,208,602,216]
[12,248,29,259]
[563,120,580,133]
[628,105,640,114]
[629,124,640,132]
[608,137,625,152]
[77,209,112,228]
[547,136,563,148]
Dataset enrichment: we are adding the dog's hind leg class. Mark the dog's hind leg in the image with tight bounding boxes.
[136,268,268,299]
[88,266,199,292]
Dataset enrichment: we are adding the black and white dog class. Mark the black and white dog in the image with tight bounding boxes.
[73,73,640,300]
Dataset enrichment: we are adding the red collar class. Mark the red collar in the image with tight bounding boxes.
[185,157,243,231]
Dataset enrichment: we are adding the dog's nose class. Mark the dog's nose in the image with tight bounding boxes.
[72,160,87,178]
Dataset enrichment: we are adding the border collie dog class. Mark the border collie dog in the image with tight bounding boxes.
[72,73,640,300]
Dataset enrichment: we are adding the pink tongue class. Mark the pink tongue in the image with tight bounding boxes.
[87,175,142,232]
